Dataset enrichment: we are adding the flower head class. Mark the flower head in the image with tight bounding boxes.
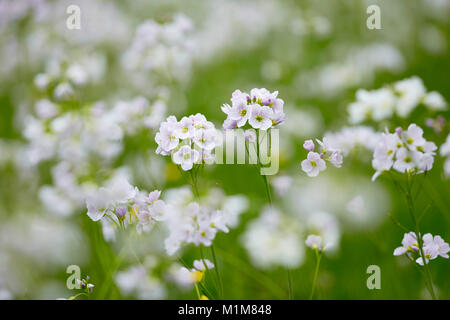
[301,152,326,177]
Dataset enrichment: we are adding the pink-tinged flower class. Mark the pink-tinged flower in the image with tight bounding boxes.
[176,116,194,139]
[329,150,343,168]
[193,259,214,271]
[222,117,238,130]
[301,152,326,177]
[155,117,180,154]
[173,145,200,171]
[248,105,273,130]
[393,148,416,173]
[402,123,426,148]
[423,234,450,259]
[303,139,315,152]
[193,128,217,150]
[147,190,161,203]
[433,235,450,259]
[244,129,256,143]
[271,111,286,126]
[393,232,419,256]
[228,101,253,127]
[190,113,214,131]
[305,234,330,252]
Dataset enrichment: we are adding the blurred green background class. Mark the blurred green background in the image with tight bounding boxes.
[0,0,449,299]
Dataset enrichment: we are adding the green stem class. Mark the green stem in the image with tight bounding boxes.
[405,172,437,300]
[287,268,293,300]
[195,284,202,300]
[210,245,224,298]
[309,250,322,300]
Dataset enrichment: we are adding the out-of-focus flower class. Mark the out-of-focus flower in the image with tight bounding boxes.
[348,76,447,123]
[163,198,230,255]
[241,207,304,269]
[305,235,330,252]
[115,265,166,299]
[85,176,166,235]
[272,175,293,196]
[440,134,450,178]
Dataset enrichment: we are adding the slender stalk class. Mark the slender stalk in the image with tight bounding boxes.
[189,168,200,199]
[195,284,202,300]
[210,245,224,298]
[200,245,220,299]
[287,268,293,300]
[255,129,292,298]
[215,247,286,298]
[405,172,437,300]
[309,249,322,300]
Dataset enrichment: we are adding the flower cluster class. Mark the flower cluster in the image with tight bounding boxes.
[155,114,217,171]
[323,126,381,157]
[34,54,106,101]
[85,176,165,234]
[348,76,447,124]
[221,88,286,131]
[76,276,95,294]
[111,96,166,134]
[301,138,343,177]
[122,14,194,83]
[371,124,437,181]
[394,232,449,265]
[164,202,229,255]
[440,134,450,178]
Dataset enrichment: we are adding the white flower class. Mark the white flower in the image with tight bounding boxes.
[35,99,59,119]
[86,188,111,221]
[402,124,425,148]
[329,150,343,168]
[272,175,293,196]
[244,129,256,143]
[193,128,217,150]
[163,196,232,255]
[393,232,449,266]
[155,113,216,169]
[303,139,315,151]
[241,207,304,269]
[173,145,200,171]
[54,82,74,100]
[248,105,273,130]
[221,88,285,131]
[155,116,180,155]
[393,232,419,256]
[115,265,166,299]
[176,116,194,139]
[440,135,450,157]
[423,91,446,111]
[305,235,330,252]
[432,235,450,259]
[228,102,253,127]
[371,124,437,180]
[393,148,416,173]
[394,76,426,117]
[193,259,214,271]
[301,152,326,177]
